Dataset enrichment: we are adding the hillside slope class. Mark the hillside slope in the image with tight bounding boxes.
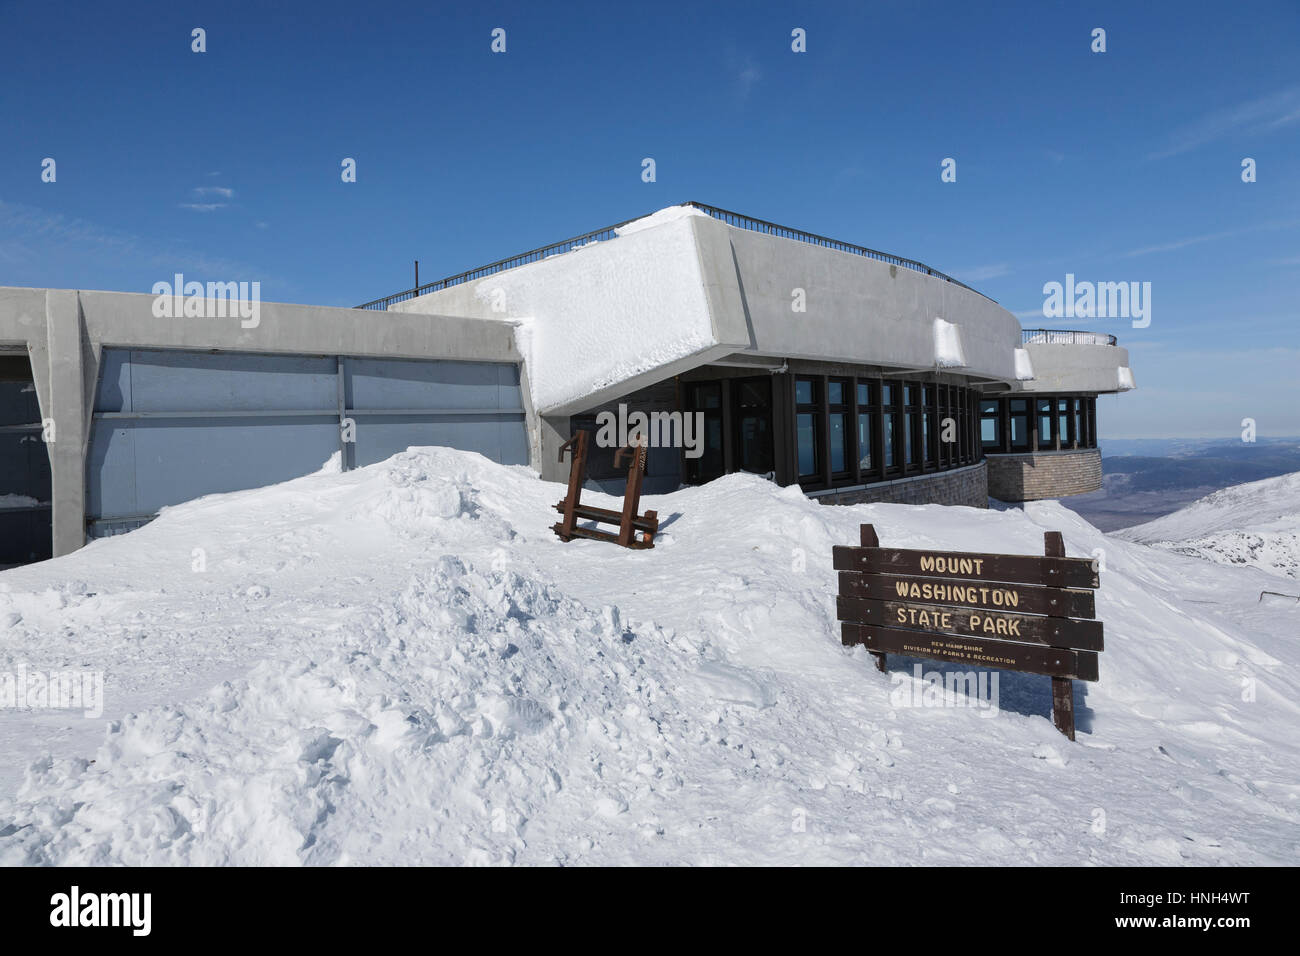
[1117,471,1300,580]
[0,448,1296,865]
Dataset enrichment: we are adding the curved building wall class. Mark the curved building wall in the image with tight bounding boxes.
[812,462,988,508]
[986,448,1102,501]
[704,218,1024,384]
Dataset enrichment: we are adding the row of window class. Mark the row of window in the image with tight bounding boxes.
[979,395,1098,453]
[794,376,979,491]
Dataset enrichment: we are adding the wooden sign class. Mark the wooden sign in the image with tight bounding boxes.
[837,571,1096,618]
[836,524,1104,740]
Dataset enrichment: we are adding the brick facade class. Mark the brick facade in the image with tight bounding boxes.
[811,462,989,508]
[985,448,1102,501]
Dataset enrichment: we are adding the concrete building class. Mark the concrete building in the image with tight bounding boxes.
[0,202,1134,564]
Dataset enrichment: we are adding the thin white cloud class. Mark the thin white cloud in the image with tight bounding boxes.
[1121,218,1300,258]
[178,202,228,212]
[1149,87,1300,160]
[0,198,274,282]
[722,45,761,103]
[193,186,234,199]
[958,263,1011,281]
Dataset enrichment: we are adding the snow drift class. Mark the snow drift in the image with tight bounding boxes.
[0,448,1296,865]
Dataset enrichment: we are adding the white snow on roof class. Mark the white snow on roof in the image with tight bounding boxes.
[613,203,710,236]
[475,207,716,412]
[932,317,967,368]
[1013,347,1035,381]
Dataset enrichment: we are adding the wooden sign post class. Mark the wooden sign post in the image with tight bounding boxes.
[835,524,1103,740]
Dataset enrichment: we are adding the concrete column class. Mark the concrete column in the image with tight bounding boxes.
[536,414,570,483]
[45,290,88,556]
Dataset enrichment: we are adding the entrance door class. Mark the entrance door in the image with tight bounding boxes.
[0,355,52,564]
[683,381,724,484]
[731,377,774,477]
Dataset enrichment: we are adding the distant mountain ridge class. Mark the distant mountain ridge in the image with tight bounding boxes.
[1117,470,1300,580]
[1065,437,1300,531]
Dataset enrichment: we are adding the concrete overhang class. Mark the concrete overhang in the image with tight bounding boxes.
[1018,341,1135,394]
[711,217,1023,383]
[393,208,1026,414]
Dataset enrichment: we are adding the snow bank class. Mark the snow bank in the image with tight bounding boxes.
[0,448,1296,865]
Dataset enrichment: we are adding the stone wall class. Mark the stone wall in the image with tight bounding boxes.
[812,462,988,508]
[986,448,1102,501]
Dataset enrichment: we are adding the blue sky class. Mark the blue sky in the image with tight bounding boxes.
[1,0,1297,439]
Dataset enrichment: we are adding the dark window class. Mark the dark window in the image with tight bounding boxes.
[980,399,1001,450]
[795,377,821,480]
[904,382,915,468]
[1009,399,1030,451]
[881,383,898,472]
[828,378,851,476]
[923,385,937,465]
[796,414,818,476]
[1037,398,1054,450]
[857,412,873,471]
[829,415,847,473]
[854,378,876,475]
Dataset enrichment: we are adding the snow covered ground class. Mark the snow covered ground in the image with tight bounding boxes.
[0,448,1296,865]
[1117,471,1300,581]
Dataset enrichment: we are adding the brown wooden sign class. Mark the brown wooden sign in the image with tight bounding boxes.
[836,524,1104,740]
[833,545,1100,589]
[837,599,1104,652]
[837,571,1096,618]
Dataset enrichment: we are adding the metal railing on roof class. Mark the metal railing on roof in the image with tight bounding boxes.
[355,201,992,310]
[1021,329,1118,347]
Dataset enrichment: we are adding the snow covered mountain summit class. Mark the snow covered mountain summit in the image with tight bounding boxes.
[0,448,1295,865]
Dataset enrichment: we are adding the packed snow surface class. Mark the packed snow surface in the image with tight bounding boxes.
[1118,471,1300,581]
[0,448,1297,865]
